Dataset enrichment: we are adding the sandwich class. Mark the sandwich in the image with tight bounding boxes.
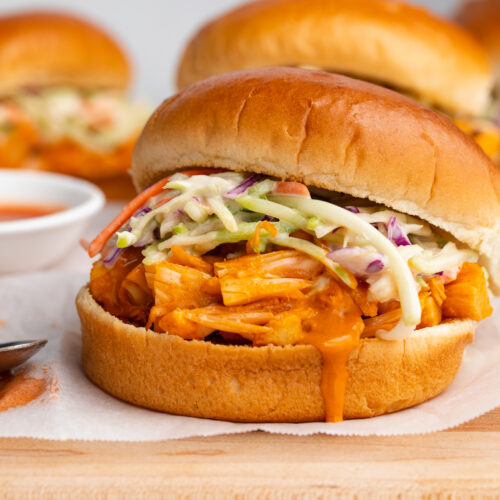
[76,68,498,423]
[176,0,500,165]
[0,11,150,198]
[456,0,500,94]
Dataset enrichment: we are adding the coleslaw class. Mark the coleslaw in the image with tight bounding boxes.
[94,171,483,339]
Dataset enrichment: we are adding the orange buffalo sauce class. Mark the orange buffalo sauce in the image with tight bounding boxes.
[0,202,65,222]
[91,249,367,423]
[299,281,364,422]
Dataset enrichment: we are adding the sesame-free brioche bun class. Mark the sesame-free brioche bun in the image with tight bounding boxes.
[0,11,130,95]
[133,68,500,293]
[456,0,500,89]
[76,286,474,421]
[176,0,493,116]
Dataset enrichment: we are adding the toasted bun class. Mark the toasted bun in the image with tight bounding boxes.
[0,11,130,94]
[456,0,500,88]
[132,68,500,292]
[77,286,474,422]
[176,0,493,116]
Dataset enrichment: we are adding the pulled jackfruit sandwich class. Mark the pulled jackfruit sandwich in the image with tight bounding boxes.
[0,11,150,197]
[77,69,499,422]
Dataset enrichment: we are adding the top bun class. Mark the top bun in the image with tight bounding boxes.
[456,0,500,89]
[176,0,493,116]
[133,68,500,292]
[0,11,130,95]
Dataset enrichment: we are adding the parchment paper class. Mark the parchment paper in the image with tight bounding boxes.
[0,271,499,440]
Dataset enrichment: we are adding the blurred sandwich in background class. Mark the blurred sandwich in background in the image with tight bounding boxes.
[456,0,500,95]
[177,0,500,165]
[0,11,151,198]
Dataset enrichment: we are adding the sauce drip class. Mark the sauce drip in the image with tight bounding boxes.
[0,370,48,412]
[0,202,65,222]
[299,281,364,422]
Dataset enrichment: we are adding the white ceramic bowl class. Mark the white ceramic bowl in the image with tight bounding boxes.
[0,170,105,274]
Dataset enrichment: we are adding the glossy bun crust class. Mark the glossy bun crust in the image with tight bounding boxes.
[177,0,492,116]
[133,68,500,292]
[0,11,130,94]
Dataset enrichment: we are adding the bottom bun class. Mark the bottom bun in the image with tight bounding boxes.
[76,286,475,422]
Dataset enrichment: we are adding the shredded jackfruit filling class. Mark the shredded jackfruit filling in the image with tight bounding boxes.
[90,172,493,345]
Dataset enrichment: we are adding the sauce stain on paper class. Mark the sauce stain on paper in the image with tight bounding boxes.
[0,363,58,412]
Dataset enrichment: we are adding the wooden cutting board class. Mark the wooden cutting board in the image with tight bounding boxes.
[1,407,499,498]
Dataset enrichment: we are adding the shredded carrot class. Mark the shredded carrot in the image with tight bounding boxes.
[154,197,173,209]
[88,177,171,257]
[274,181,310,197]
[88,168,227,258]
[246,221,278,253]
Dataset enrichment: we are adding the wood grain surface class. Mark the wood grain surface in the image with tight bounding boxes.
[1,407,500,498]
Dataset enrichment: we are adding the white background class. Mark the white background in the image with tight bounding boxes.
[0,0,461,103]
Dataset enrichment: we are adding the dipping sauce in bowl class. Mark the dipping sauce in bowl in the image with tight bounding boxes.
[0,202,66,222]
[0,170,104,274]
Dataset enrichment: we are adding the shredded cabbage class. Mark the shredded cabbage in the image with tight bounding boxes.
[106,172,484,335]
[270,234,355,288]
[158,221,295,254]
[270,195,422,326]
[206,196,238,232]
[409,242,478,275]
[236,195,308,228]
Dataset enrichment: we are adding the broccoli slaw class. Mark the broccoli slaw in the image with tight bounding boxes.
[98,171,482,339]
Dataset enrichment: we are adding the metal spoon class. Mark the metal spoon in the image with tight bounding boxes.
[0,340,47,373]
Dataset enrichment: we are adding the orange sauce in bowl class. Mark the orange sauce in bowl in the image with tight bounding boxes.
[0,202,65,222]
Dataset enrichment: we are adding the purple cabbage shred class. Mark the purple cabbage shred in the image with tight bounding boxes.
[261,215,278,222]
[366,260,384,273]
[103,247,124,268]
[387,216,411,246]
[133,207,152,218]
[344,206,360,214]
[224,174,264,199]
